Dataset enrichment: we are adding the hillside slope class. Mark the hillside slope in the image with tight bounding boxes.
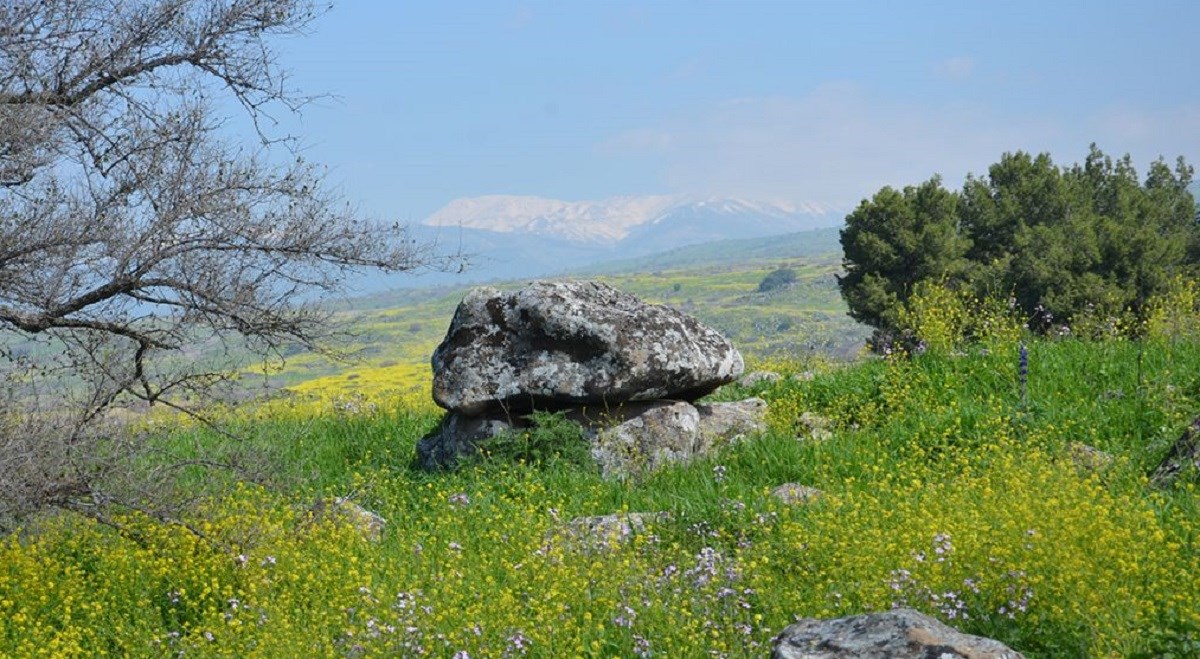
[278,250,865,403]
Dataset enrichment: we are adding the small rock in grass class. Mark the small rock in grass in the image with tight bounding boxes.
[771,483,823,505]
[310,498,386,543]
[738,371,781,387]
[1151,415,1200,488]
[553,512,667,553]
[771,608,1025,659]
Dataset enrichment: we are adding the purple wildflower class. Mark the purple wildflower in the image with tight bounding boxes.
[1019,343,1029,403]
[633,635,652,658]
[504,631,530,656]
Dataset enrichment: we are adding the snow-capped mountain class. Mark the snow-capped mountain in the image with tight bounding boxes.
[364,194,846,291]
[423,195,679,243]
[422,194,844,246]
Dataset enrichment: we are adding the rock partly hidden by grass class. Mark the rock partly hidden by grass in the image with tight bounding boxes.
[1,338,1200,657]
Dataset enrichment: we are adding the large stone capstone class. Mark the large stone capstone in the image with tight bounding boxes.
[431,280,744,415]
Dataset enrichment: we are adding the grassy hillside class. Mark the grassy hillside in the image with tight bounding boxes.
[269,247,867,409]
[3,336,1199,657]
[573,226,842,275]
[8,237,1198,657]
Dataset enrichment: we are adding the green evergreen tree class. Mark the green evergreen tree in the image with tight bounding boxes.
[758,267,797,292]
[838,176,970,330]
[839,146,1198,341]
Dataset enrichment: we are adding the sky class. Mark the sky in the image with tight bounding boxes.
[254,0,1200,221]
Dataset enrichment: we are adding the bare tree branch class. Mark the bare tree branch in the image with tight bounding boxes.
[0,1,454,526]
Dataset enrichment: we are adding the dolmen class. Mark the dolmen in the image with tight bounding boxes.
[416,280,766,478]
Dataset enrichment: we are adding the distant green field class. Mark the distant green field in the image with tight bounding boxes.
[272,239,868,404]
[574,226,842,275]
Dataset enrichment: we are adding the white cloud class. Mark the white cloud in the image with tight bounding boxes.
[936,56,975,80]
[599,83,1200,206]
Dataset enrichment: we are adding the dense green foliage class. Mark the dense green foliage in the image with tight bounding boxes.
[758,267,798,292]
[838,177,970,331]
[840,146,1198,341]
[468,411,597,472]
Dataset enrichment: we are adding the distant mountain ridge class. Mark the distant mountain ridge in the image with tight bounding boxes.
[422,194,844,245]
[574,226,842,276]
[344,225,848,323]
[355,194,847,292]
[424,195,680,243]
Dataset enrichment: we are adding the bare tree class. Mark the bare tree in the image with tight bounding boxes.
[0,1,444,526]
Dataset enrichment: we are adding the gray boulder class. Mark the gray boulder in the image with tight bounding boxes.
[590,398,767,479]
[416,398,767,476]
[591,401,700,478]
[771,483,823,505]
[772,608,1024,659]
[310,498,387,543]
[431,280,744,415]
[415,412,517,470]
[697,397,769,444]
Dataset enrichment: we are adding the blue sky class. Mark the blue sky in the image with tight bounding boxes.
[261,0,1200,220]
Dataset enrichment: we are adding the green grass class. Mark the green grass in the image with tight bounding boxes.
[4,337,1198,656]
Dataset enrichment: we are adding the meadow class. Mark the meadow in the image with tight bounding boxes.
[2,274,1200,657]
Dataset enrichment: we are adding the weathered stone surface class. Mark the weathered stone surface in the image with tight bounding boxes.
[416,398,767,476]
[771,608,1025,659]
[738,370,781,387]
[431,280,743,415]
[552,512,667,553]
[310,498,386,543]
[697,397,768,445]
[591,401,700,478]
[585,397,767,478]
[1151,415,1200,488]
[415,412,517,470]
[771,483,823,505]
